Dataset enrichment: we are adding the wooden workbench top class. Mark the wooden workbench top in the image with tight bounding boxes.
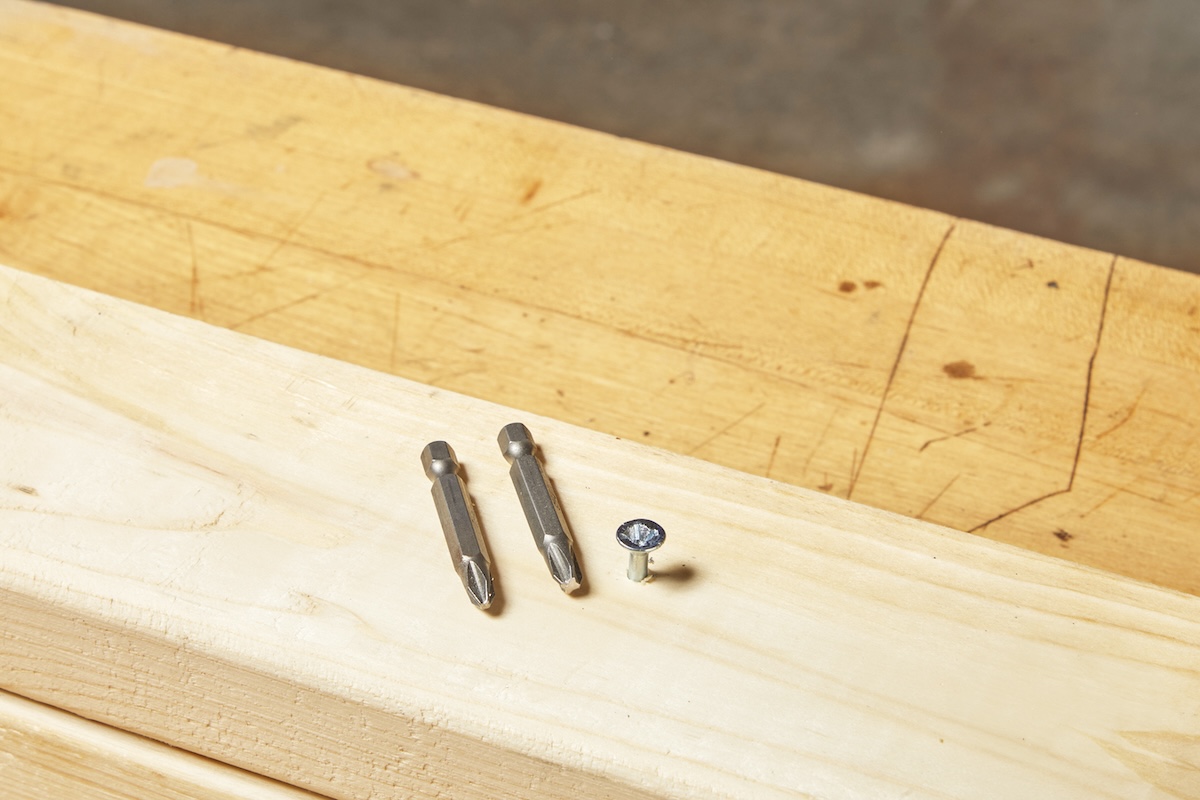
[2,0,1198,595]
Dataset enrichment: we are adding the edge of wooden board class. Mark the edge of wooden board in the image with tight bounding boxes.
[0,689,329,800]
[2,262,1199,799]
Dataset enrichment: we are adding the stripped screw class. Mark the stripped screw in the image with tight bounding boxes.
[616,519,666,582]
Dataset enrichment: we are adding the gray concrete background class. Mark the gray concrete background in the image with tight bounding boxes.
[50,0,1200,272]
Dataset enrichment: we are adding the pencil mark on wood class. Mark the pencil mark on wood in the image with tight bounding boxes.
[917,474,959,520]
[765,434,781,478]
[687,402,765,455]
[970,255,1117,532]
[10,484,38,496]
[848,220,956,500]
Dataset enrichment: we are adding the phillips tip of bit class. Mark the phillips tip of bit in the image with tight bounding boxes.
[498,423,583,593]
[422,441,495,610]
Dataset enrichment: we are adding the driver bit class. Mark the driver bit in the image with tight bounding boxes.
[498,423,583,593]
[422,441,494,610]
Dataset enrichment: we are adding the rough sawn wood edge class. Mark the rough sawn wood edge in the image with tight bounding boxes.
[0,688,331,800]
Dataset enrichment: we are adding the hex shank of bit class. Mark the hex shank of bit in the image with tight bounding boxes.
[498,423,582,593]
[421,441,494,610]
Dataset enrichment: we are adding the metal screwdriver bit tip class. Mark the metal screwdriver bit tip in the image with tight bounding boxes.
[422,441,495,610]
[498,423,583,593]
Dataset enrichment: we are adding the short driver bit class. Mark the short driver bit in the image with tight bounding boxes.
[498,423,583,593]
[422,441,494,610]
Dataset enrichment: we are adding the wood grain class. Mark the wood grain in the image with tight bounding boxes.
[0,689,329,800]
[0,1,1198,599]
[2,264,1200,798]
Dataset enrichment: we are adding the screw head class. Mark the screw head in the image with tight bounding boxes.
[615,519,666,553]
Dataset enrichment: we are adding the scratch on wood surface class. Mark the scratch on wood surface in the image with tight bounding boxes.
[801,409,837,478]
[429,366,486,385]
[230,276,363,330]
[919,424,982,453]
[1079,488,1125,519]
[848,220,957,500]
[518,188,598,218]
[185,221,202,317]
[917,474,960,520]
[765,435,782,478]
[244,191,326,278]
[1092,386,1146,443]
[426,188,599,252]
[687,402,765,455]
[521,179,543,204]
[0,166,839,403]
[970,255,1117,532]
[389,293,400,372]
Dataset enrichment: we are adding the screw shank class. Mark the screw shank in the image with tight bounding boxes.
[627,551,650,582]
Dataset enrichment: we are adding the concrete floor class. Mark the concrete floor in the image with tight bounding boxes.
[51,1,1200,273]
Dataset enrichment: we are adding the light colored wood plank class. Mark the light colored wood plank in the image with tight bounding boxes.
[2,264,1199,799]
[0,689,329,800]
[1,1,1198,595]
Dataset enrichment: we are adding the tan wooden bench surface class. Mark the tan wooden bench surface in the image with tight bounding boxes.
[4,2,1198,595]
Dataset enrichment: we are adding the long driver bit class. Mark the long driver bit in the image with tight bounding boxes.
[498,423,583,593]
[421,441,494,610]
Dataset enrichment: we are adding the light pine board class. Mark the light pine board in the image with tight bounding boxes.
[2,1,1199,596]
[2,265,1200,799]
[0,689,329,800]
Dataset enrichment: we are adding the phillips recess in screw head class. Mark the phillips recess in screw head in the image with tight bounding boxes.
[422,441,495,610]
[498,422,583,593]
